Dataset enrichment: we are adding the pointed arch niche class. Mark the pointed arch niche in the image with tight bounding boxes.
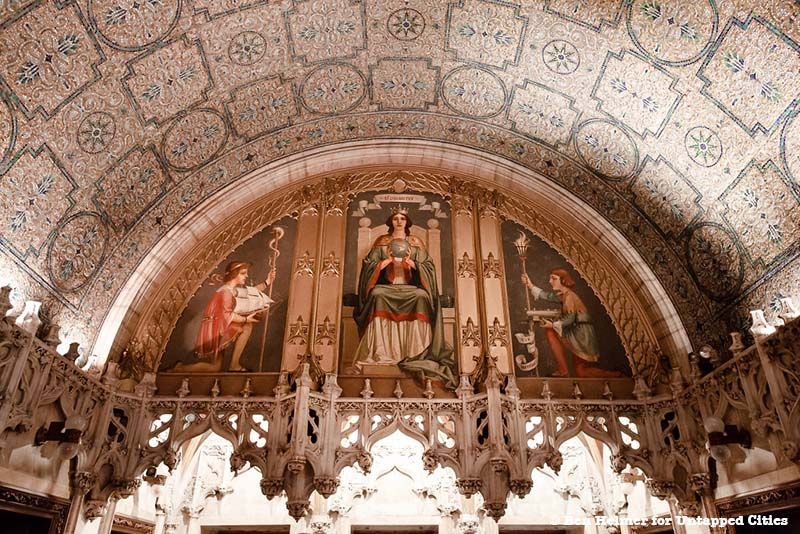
[94,140,691,395]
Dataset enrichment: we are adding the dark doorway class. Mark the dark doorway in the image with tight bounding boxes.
[0,508,54,534]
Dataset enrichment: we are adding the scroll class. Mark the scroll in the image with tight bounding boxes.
[514,309,561,371]
[233,286,274,315]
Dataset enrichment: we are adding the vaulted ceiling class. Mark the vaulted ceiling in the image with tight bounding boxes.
[0,0,798,354]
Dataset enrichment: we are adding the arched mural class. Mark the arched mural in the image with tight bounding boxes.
[502,222,629,378]
[160,217,296,373]
[159,183,630,385]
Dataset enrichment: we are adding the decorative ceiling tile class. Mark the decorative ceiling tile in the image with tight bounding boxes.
[93,145,170,231]
[697,15,800,136]
[161,108,229,172]
[299,62,367,115]
[719,160,800,268]
[649,94,763,200]
[685,222,744,300]
[369,58,439,110]
[366,0,446,58]
[88,0,181,51]
[684,126,722,168]
[0,1,105,119]
[441,65,507,118]
[629,156,702,237]
[572,119,639,181]
[591,49,683,138]
[445,0,528,69]
[225,76,297,140]
[0,147,76,258]
[543,0,625,32]
[286,0,367,63]
[38,76,143,180]
[541,40,580,75]
[47,211,108,292]
[507,80,580,147]
[626,0,719,66]
[386,7,426,41]
[0,0,797,357]
[197,4,290,94]
[122,37,213,126]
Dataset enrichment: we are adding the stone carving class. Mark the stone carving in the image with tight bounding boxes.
[0,318,798,524]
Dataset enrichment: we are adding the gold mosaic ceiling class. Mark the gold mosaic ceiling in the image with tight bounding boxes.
[0,0,798,353]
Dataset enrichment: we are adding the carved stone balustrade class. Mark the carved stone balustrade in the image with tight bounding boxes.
[0,317,798,523]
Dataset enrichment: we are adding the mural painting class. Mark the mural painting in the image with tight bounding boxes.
[502,221,630,378]
[340,191,457,388]
[160,217,296,373]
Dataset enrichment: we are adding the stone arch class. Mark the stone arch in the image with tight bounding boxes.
[93,140,692,382]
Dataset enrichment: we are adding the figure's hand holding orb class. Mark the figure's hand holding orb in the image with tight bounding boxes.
[389,238,410,260]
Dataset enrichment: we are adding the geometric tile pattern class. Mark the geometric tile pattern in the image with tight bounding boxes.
[162,109,229,171]
[122,38,213,126]
[685,222,744,300]
[544,0,625,32]
[445,0,528,69]
[697,16,800,136]
[0,148,75,258]
[93,146,170,231]
[226,77,298,140]
[286,0,367,63]
[626,0,719,66]
[719,161,800,267]
[0,0,798,355]
[0,1,105,118]
[299,62,367,114]
[47,211,109,292]
[592,50,683,138]
[508,80,579,147]
[441,65,507,118]
[88,0,181,51]
[369,58,439,110]
[197,4,289,94]
[573,119,639,180]
[629,156,701,237]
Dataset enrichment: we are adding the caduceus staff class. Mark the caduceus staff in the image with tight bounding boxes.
[258,227,285,371]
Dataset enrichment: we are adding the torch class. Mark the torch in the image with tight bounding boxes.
[513,231,531,311]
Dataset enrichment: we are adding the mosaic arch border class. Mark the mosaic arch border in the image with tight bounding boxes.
[94,140,692,385]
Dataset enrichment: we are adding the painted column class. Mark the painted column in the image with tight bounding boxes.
[281,207,319,369]
[477,207,513,374]
[450,192,481,374]
[314,200,347,373]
